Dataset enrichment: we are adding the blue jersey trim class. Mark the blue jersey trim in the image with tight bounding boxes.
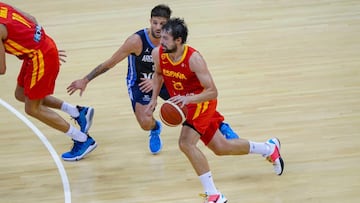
[143,28,155,49]
[126,55,137,88]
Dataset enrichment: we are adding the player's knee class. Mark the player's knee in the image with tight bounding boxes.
[24,105,39,118]
[24,106,35,117]
[178,139,193,153]
[139,121,154,131]
[14,91,25,102]
[178,140,187,153]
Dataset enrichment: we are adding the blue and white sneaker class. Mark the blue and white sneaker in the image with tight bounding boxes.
[62,136,97,161]
[149,120,162,154]
[219,122,239,140]
[74,106,94,133]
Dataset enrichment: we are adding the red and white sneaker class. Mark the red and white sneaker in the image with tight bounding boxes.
[266,138,284,175]
[201,192,228,203]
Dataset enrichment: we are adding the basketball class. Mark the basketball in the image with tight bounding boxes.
[159,100,187,127]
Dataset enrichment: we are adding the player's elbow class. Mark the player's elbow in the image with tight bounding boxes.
[211,88,218,99]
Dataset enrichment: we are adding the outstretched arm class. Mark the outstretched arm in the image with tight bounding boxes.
[67,34,142,96]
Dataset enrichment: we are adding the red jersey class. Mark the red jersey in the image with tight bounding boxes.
[158,45,224,145]
[159,45,203,97]
[0,3,48,57]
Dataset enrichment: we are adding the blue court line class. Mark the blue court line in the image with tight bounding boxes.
[0,98,71,203]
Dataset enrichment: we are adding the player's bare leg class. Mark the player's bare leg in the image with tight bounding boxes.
[135,103,162,154]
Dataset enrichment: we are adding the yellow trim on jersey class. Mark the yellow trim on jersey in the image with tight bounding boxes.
[166,45,188,66]
[30,50,44,88]
[5,39,35,56]
[12,13,31,28]
[0,7,8,18]
[202,101,209,113]
[4,40,44,88]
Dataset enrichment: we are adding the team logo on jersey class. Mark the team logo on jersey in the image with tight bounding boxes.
[142,94,151,102]
[172,81,184,91]
[141,55,153,63]
[33,25,42,42]
[162,69,187,80]
[161,53,167,60]
[141,72,153,79]
[145,48,150,53]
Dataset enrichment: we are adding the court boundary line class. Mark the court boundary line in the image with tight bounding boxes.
[0,98,71,203]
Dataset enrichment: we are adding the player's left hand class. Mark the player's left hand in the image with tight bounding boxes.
[139,78,153,93]
[169,95,190,108]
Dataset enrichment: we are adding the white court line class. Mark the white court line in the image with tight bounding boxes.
[0,98,71,203]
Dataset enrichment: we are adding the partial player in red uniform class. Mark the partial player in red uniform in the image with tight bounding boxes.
[0,2,96,161]
[147,17,284,202]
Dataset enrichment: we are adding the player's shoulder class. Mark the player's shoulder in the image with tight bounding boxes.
[152,46,160,55]
[134,28,146,36]
[124,32,143,50]
[127,32,142,43]
[188,47,202,60]
[153,46,160,51]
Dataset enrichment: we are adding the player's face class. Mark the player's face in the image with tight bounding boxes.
[150,17,168,39]
[160,31,177,53]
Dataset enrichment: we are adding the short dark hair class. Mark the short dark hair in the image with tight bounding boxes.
[151,4,172,19]
[162,17,188,44]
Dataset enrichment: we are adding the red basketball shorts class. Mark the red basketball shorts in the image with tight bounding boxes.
[17,37,60,100]
[184,99,224,145]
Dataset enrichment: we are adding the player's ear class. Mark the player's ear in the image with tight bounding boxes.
[175,37,182,44]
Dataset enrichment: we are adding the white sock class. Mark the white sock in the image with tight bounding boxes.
[199,171,218,195]
[249,141,271,156]
[61,102,79,118]
[66,125,87,142]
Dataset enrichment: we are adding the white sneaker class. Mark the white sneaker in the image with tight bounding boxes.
[265,138,284,175]
[201,192,228,203]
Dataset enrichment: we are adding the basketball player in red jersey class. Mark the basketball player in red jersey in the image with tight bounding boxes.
[0,2,96,161]
[147,18,284,202]
[66,4,238,155]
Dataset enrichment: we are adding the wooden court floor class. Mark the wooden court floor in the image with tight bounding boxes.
[0,0,359,202]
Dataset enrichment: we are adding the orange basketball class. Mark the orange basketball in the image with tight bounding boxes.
[159,100,186,127]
